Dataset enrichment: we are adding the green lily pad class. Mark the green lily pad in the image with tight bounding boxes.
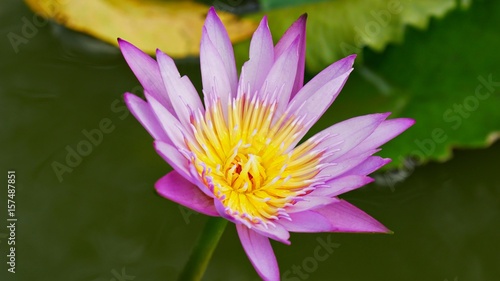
[257,0,457,71]
[307,0,500,169]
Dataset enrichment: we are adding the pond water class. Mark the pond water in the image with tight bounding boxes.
[1,1,499,280]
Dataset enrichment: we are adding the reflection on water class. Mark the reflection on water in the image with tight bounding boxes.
[1,0,499,280]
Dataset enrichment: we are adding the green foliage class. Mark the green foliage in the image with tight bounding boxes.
[259,0,328,11]
[308,0,500,168]
[257,0,456,71]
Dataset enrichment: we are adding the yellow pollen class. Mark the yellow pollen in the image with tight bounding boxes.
[187,95,323,226]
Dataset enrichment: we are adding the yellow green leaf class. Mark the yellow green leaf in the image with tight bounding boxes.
[24,0,257,57]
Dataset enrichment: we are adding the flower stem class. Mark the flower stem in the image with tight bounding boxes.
[177,217,228,281]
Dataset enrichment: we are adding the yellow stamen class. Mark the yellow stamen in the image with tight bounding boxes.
[187,94,323,226]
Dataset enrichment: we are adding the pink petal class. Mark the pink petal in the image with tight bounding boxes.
[118,39,174,114]
[287,56,354,132]
[147,94,188,150]
[260,35,300,115]
[314,200,391,233]
[236,224,280,281]
[156,49,203,128]
[200,27,232,108]
[213,198,240,224]
[308,113,390,161]
[286,196,339,213]
[342,156,392,177]
[239,16,274,97]
[339,118,415,160]
[274,14,307,99]
[313,175,374,197]
[289,54,355,109]
[317,149,379,180]
[203,7,237,96]
[124,93,169,142]
[154,141,213,197]
[252,222,290,245]
[213,197,291,245]
[155,170,218,216]
[279,211,333,232]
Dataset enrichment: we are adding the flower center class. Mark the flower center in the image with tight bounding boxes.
[186,94,323,226]
[224,153,265,193]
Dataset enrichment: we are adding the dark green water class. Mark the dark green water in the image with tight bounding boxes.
[1,1,499,280]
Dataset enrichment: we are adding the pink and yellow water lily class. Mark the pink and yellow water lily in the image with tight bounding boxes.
[119,7,414,281]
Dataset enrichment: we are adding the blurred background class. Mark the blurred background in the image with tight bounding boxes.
[1,0,499,280]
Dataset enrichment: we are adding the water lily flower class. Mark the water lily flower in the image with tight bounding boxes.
[119,7,414,281]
